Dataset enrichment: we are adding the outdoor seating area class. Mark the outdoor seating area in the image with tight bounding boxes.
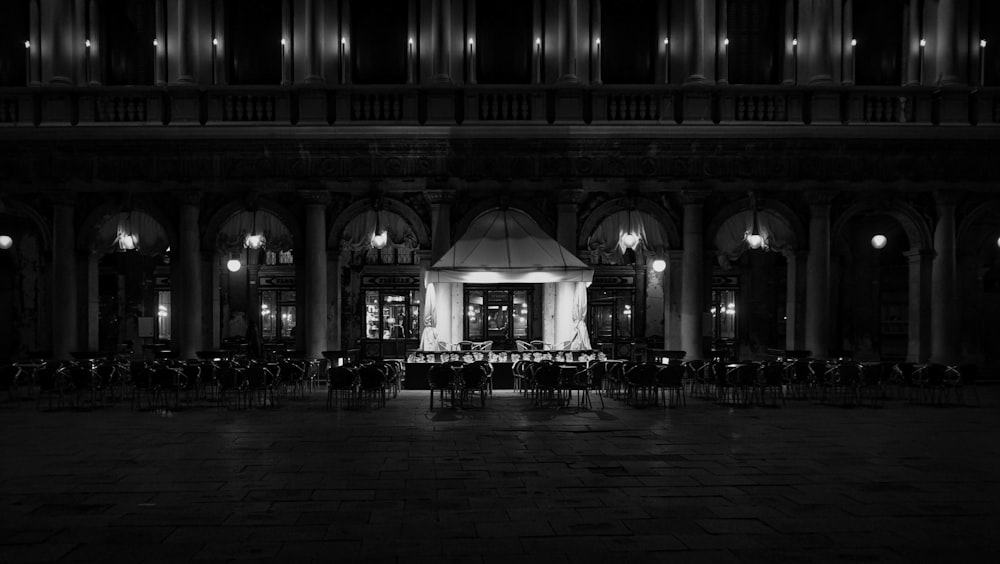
[2,354,983,416]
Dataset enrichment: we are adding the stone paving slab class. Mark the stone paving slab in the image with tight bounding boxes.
[1,388,999,562]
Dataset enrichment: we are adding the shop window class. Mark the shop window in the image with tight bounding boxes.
[587,288,633,345]
[365,290,420,341]
[225,0,282,85]
[0,0,29,86]
[464,287,531,348]
[261,290,296,340]
[475,0,533,84]
[710,287,737,359]
[101,0,156,85]
[854,0,904,86]
[351,0,407,84]
[727,0,784,84]
[156,290,171,340]
[601,0,657,84]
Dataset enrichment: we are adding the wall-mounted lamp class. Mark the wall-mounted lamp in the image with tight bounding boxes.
[651,259,666,273]
[227,256,242,272]
[0,235,13,250]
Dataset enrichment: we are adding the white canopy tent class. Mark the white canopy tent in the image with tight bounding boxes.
[425,208,593,284]
[424,208,594,350]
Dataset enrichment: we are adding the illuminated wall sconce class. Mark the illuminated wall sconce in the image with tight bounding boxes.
[651,259,666,273]
[227,257,242,272]
[0,235,13,250]
[871,234,887,249]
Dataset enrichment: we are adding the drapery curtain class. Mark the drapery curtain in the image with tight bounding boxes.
[587,209,669,264]
[93,210,169,255]
[216,210,294,252]
[419,282,440,351]
[341,210,419,252]
[569,281,592,350]
[714,209,794,267]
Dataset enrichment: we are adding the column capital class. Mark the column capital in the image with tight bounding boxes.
[298,190,331,207]
[904,248,936,262]
[173,190,202,207]
[425,189,455,205]
[804,190,837,208]
[678,191,709,206]
[48,193,77,207]
[933,190,962,208]
[557,188,585,206]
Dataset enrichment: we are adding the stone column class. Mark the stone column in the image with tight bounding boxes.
[591,0,601,84]
[175,0,195,83]
[685,0,707,83]
[202,250,220,349]
[431,0,452,83]
[302,191,330,359]
[86,253,99,351]
[906,249,933,363]
[303,0,323,83]
[176,192,203,359]
[931,193,959,363]
[426,189,454,263]
[556,189,582,252]
[935,0,965,86]
[666,250,684,351]
[784,250,798,351]
[805,192,833,358]
[680,194,705,360]
[52,198,77,359]
[803,0,835,84]
[905,0,922,86]
[557,0,578,83]
[43,0,77,84]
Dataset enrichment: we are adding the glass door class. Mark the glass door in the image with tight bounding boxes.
[464,287,532,350]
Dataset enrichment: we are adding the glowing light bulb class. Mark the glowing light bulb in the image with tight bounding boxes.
[371,230,388,249]
[620,232,640,250]
[227,258,241,272]
[871,234,887,249]
[747,234,763,249]
[0,235,12,250]
[651,259,666,273]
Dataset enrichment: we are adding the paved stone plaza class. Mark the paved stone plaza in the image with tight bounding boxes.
[1,388,998,563]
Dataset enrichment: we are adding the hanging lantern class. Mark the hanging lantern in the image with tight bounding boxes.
[116,210,139,251]
[746,192,766,250]
[244,209,266,250]
[371,206,388,249]
[620,208,641,251]
[871,234,887,249]
[0,235,13,250]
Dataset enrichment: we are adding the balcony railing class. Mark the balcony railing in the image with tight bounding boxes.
[0,85,995,127]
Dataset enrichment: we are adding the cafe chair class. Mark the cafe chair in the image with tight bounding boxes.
[326,365,358,410]
[515,340,531,351]
[38,363,71,411]
[458,362,490,408]
[624,362,657,407]
[951,364,980,407]
[358,363,389,408]
[756,361,785,407]
[428,363,458,410]
[655,363,686,408]
[532,362,565,407]
[0,364,23,404]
